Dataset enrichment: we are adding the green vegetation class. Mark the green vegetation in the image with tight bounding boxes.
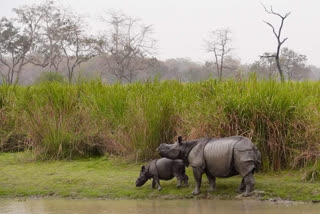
[0,152,319,201]
[35,72,66,83]
[303,161,320,182]
[1,79,320,172]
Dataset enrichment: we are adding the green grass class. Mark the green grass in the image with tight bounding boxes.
[1,79,320,171]
[0,152,320,201]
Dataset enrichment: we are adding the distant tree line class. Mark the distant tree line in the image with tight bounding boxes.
[0,1,319,85]
[0,1,156,84]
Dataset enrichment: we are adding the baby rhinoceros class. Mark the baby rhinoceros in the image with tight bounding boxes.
[136,158,188,191]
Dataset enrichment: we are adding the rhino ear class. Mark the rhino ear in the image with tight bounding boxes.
[141,166,145,171]
[178,136,183,144]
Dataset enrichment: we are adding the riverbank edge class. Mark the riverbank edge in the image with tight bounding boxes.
[0,194,315,205]
[1,153,320,202]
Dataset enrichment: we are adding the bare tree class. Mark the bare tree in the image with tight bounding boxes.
[0,1,61,84]
[205,28,232,80]
[0,2,46,84]
[59,14,101,83]
[13,3,48,71]
[0,18,31,84]
[17,1,73,73]
[101,11,156,83]
[32,1,65,72]
[261,4,291,82]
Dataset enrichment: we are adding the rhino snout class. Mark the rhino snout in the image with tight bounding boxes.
[136,179,142,187]
[136,176,148,187]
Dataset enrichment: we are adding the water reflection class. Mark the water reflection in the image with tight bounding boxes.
[0,199,319,214]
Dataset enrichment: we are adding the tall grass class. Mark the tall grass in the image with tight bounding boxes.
[1,79,320,171]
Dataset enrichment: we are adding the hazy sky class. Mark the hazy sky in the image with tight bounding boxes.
[1,0,320,66]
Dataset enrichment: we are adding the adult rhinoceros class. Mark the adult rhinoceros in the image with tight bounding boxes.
[157,136,261,196]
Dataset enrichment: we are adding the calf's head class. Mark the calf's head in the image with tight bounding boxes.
[136,166,149,187]
[157,136,184,160]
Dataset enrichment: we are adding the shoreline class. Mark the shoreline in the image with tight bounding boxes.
[0,195,313,205]
[1,153,320,202]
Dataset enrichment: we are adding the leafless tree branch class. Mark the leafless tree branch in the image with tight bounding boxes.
[101,11,157,83]
[261,3,291,81]
[205,28,232,80]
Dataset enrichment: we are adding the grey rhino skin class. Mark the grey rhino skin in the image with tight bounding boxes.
[136,158,189,191]
[157,136,261,196]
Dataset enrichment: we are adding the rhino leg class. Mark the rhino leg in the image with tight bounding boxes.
[192,167,203,195]
[176,177,182,188]
[173,171,183,188]
[237,177,246,193]
[183,174,189,187]
[205,171,216,192]
[242,172,255,197]
[153,176,162,191]
[152,179,156,189]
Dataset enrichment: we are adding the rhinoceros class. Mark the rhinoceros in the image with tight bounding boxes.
[157,136,261,196]
[136,158,188,191]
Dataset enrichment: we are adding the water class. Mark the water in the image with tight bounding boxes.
[0,199,320,214]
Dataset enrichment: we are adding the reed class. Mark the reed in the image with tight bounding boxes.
[1,79,319,171]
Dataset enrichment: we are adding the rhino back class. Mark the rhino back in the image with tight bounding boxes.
[155,158,175,180]
[204,137,243,177]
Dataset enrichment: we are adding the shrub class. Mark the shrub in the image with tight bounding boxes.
[35,72,65,83]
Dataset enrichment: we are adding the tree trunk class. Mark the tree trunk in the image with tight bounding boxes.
[68,67,73,84]
[275,55,284,82]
